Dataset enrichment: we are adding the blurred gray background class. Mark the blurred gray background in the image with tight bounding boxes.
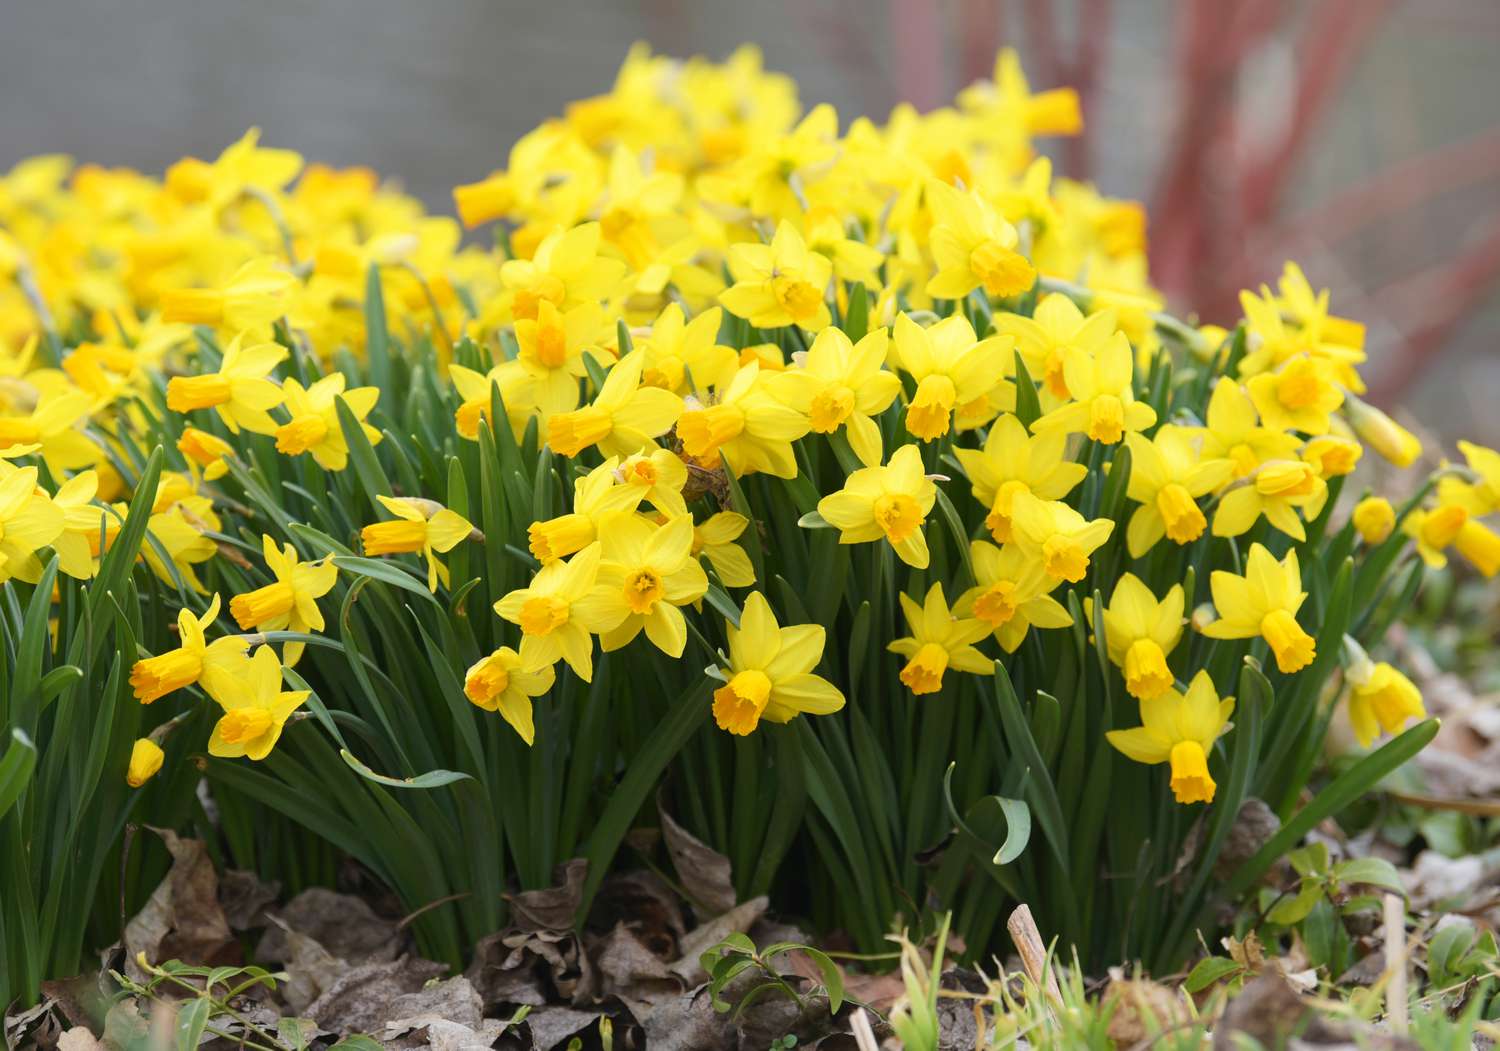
[3,0,1497,443]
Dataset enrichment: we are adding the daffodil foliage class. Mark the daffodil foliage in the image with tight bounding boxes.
[0,45,1487,989]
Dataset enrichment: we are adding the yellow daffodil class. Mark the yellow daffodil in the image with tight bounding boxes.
[130,594,247,703]
[993,293,1116,402]
[1455,518,1500,577]
[165,334,286,435]
[637,303,736,394]
[1346,660,1425,749]
[768,326,899,467]
[528,457,643,563]
[954,413,1086,543]
[1008,490,1114,584]
[1095,575,1185,701]
[815,443,937,568]
[515,299,606,416]
[1032,331,1154,444]
[955,540,1071,653]
[494,542,614,682]
[892,312,1011,442]
[0,388,99,477]
[1299,435,1362,479]
[160,257,295,331]
[1200,543,1316,673]
[465,646,556,746]
[546,349,683,459]
[500,221,627,321]
[1351,496,1395,545]
[206,645,310,761]
[720,221,832,330]
[1246,355,1342,436]
[923,179,1036,300]
[0,465,64,584]
[615,449,689,516]
[1106,671,1233,804]
[50,469,107,579]
[1123,426,1233,556]
[126,738,165,788]
[888,582,994,696]
[453,172,515,228]
[1341,391,1421,468]
[595,514,708,656]
[677,361,809,478]
[693,511,756,587]
[711,591,844,735]
[177,426,235,480]
[1190,378,1300,479]
[449,360,537,441]
[1403,503,1468,569]
[1439,440,1500,516]
[228,535,339,666]
[1213,459,1328,542]
[275,374,380,471]
[360,494,474,591]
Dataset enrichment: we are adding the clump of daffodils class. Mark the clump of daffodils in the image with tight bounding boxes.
[0,43,1484,820]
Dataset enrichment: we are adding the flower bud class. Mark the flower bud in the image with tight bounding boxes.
[1343,394,1420,468]
[1351,496,1395,544]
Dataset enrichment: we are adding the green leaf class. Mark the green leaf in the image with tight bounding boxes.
[339,749,472,790]
[1183,956,1242,994]
[336,396,394,516]
[1427,924,1472,987]
[332,554,437,601]
[173,997,212,1051]
[843,283,869,341]
[797,511,832,529]
[990,665,1069,873]
[0,729,38,821]
[363,263,392,391]
[1267,879,1323,926]
[1332,857,1405,896]
[1012,351,1042,429]
[799,946,844,1012]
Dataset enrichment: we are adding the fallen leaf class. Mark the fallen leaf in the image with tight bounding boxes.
[55,1028,103,1051]
[218,869,281,931]
[659,802,737,917]
[524,1006,602,1051]
[590,869,687,959]
[1102,971,1190,1045]
[123,829,235,982]
[467,926,595,1009]
[595,923,681,1005]
[304,954,449,1036]
[506,858,589,934]
[255,887,401,965]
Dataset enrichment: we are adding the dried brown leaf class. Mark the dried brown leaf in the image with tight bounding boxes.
[122,829,235,982]
[659,804,737,917]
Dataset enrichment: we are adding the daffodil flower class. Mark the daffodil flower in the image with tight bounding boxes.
[993,293,1117,403]
[274,374,381,471]
[615,449,690,517]
[1200,543,1316,673]
[1188,378,1300,479]
[0,465,64,584]
[177,427,235,481]
[769,326,900,467]
[1246,354,1342,436]
[1095,575,1185,701]
[1124,425,1233,556]
[954,540,1072,653]
[165,333,286,436]
[360,494,474,591]
[1212,459,1327,542]
[1031,331,1154,445]
[677,361,809,479]
[206,646,310,761]
[500,221,627,321]
[636,303,736,394]
[465,646,556,746]
[546,349,683,459]
[892,313,1012,443]
[528,458,643,563]
[130,595,248,704]
[1106,671,1234,805]
[815,443,937,568]
[595,515,709,657]
[719,221,832,330]
[1345,661,1425,749]
[160,257,296,331]
[494,542,615,682]
[126,738,165,787]
[923,179,1036,300]
[954,413,1086,544]
[229,535,339,666]
[515,299,607,416]
[888,582,994,695]
[710,592,844,735]
[1008,490,1114,584]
